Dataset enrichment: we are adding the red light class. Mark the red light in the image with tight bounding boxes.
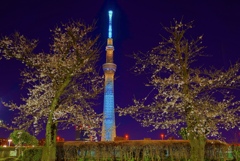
[125,134,129,140]
[160,134,164,140]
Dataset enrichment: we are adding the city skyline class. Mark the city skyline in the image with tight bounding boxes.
[0,0,240,142]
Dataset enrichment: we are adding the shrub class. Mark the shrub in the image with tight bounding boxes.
[232,145,240,161]
[58,140,228,161]
[21,147,42,161]
[9,130,38,147]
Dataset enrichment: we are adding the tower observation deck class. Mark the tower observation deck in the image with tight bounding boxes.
[101,10,117,141]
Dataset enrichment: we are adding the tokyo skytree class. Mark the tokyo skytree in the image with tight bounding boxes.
[101,10,117,141]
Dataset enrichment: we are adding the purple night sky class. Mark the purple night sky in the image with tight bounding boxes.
[0,0,240,142]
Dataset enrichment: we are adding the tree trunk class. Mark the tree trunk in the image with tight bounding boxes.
[42,102,57,161]
[41,92,58,161]
[42,145,56,161]
[189,135,206,161]
[42,121,57,161]
[41,76,71,161]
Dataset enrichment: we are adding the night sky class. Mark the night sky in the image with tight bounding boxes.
[0,0,240,142]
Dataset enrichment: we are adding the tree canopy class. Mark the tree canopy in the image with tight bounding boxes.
[118,20,240,137]
[117,20,240,161]
[0,21,103,161]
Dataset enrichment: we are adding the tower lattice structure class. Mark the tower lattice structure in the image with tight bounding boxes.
[101,10,117,141]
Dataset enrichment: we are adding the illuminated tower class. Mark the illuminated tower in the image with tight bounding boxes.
[101,10,117,141]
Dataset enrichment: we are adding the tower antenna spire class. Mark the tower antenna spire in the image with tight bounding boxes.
[108,10,113,38]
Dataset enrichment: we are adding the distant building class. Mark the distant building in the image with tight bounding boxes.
[0,138,8,146]
[114,136,125,141]
[75,125,97,142]
[114,135,130,141]
[75,129,90,141]
[38,136,64,146]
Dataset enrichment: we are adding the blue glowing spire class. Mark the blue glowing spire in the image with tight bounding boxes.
[108,10,113,38]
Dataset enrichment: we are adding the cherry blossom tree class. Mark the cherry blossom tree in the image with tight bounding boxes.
[0,21,103,161]
[118,20,240,161]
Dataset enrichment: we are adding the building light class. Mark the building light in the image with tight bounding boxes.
[160,133,165,140]
[125,134,129,140]
[8,139,12,147]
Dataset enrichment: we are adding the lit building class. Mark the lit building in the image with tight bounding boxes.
[75,125,92,141]
[0,138,8,146]
[38,136,64,146]
[101,10,117,141]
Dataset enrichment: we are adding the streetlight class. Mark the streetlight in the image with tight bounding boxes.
[8,139,12,147]
[160,134,164,140]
